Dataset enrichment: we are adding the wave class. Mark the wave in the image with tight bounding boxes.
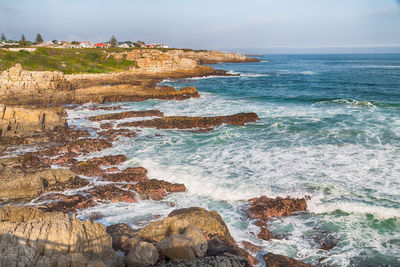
[299,71,316,75]
[308,200,400,219]
[331,99,375,107]
[355,65,400,69]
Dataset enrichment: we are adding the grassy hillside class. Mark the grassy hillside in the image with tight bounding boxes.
[0,48,138,74]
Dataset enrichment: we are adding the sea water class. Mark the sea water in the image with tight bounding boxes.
[69,54,400,266]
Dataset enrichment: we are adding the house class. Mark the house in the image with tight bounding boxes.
[94,43,108,48]
[80,41,93,48]
[118,43,130,48]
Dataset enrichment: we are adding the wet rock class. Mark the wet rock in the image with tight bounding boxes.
[159,226,207,260]
[40,138,112,157]
[105,167,120,173]
[248,195,307,221]
[206,237,258,265]
[257,227,273,241]
[0,167,87,200]
[98,128,137,141]
[118,112,259,129]
[38,193,97,213]
[88,105,122,111]
[241,241,261,254]
[123,179,186,200]
[88,109,164,121]
[309,229,339,251]
[154,255,250,267]
[263,253,311,267]
[100,123,113,129]
[84,184,138,203]
[103,167,148,183]
[126,240,159,267]
[0,206,116,266]
[70,155,127,177]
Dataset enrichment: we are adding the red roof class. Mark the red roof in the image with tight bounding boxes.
[94,43,107,47]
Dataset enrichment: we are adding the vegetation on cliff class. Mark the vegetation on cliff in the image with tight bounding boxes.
[0,47,138,74]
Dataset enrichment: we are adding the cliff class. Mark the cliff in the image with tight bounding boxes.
[0,104,67,137]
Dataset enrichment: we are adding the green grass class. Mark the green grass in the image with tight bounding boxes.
[0,47,138,74]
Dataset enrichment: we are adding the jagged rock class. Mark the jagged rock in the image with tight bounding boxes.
[103,167,148,183]
[123,179,186,200]
[248,195,307,221]
[0,206,116,266]
[154,255,250,267]
[257,227,273,241]
[159,226,207,260]
[39,185,137,213]
[88,109,164,121]
[118,113,259,129]
[241,241,261,253]
[0,167,87,200]
[70,155,127,177]
[126,241,159,267]
[263,253,311,267]
[98,128,137,141]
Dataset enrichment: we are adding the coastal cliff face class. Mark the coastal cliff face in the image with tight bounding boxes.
[0,104,67,137]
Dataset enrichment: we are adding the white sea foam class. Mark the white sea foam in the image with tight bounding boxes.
[299,71,316,75]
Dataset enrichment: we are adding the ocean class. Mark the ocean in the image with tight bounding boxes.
[69,54,400,266]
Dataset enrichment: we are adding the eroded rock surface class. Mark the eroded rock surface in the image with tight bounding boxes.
[88,109,164,121]
[263,253,311,267]
[0,206,116,266]
[118,113,259,129]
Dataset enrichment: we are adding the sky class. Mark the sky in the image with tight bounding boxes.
[1,0,400,53]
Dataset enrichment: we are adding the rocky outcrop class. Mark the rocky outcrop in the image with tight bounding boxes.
[126,241,159,267]
[88,109,164,121]
[154,255,250,267]
[0,167,87,200]
[123,179,186,200]
[118,113,259,129]
[0,206,116,266]
[263,253,311,267]
[0,104,67,137]
[248,195,307,221]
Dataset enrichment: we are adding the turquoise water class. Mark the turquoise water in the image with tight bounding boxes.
[70,54,400,266]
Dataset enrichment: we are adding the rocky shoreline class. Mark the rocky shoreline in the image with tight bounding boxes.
[0,49,315,266]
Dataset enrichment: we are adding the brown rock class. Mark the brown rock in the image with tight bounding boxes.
[103,167,148,183]
[118,112,259,129]
[257,227,273,241]
[70,155,127,177]
[98,128,137,141]
[0,206,116,266]
[264,253,311,267]
[124,179,186,200]
[106,223,138,252]
[0,167,87,200]
[248,195,307,221]
[84,184,138,203]
[126,241,159,267]
[88,109,164,121]
[241,241,261,253]
[39,193,97,213]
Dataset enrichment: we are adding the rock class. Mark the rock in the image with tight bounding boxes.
[126,241,159,267]
[88,109,164,121]
[38,193,98,213]
[0,104,67,138]
[154,255,251,267]
[248,195,307,221]
[257,227,273,241]
[0,206,116,266]
[123,179,186,200]
[118,113,259,129]
[136,207,236,246]
[98,128,137,141]
[0,167,87,200]
[106,223,138,252]
[159,226,207,260]
[241,241,261,254]
[100,122,113,129]
[103,167,148,183]
[263,253,311,267]
[159,234,196,260]
[39,138,112,158]
[70,155,127,177]
[39,185,137,213]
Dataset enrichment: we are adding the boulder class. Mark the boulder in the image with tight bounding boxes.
[0,206,116,266]
[154,255,250,267]
[263,253,311,267]
[118,113,259,129]
[158,226,207,260]
[106,223,138,252]
[248,195,307,221]
[0,167,87,200]
[126,241,159,267]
